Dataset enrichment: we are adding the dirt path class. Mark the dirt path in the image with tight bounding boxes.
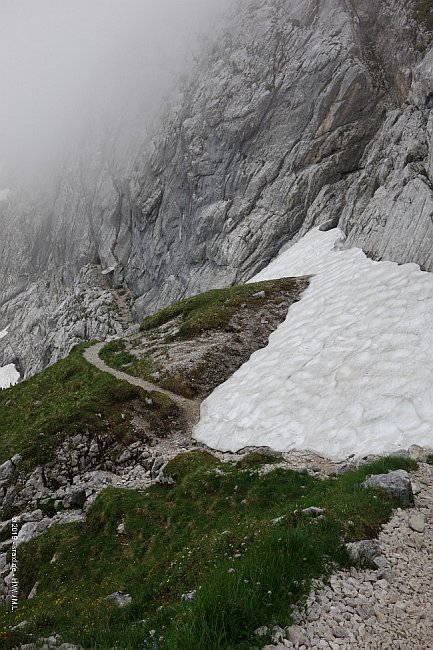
[83,342,201,435]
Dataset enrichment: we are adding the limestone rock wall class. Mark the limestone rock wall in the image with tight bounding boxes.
[1,0,433,374]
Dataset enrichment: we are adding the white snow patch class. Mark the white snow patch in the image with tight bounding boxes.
[0,329,8,340]
[0,364,20,389]
[194,228,433,460]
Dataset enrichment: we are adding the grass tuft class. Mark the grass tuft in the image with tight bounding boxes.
[99,340,136,369]
[140,278,305,342]
[236,452,282,470]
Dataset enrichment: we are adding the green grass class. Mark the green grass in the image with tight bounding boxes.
[0,452,417,650]
[427,454,433,465]
[0,344,180,474]
[99,340,136,369]
[235,452,282,470]
[99,340,161,387]
[140,277,305,342]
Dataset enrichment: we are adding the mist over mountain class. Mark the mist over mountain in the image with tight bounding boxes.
[0,0,234,186]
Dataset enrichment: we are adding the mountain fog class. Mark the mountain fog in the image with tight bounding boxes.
[0,0,235,187]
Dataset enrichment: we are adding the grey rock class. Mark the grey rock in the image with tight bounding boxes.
[408,445,433,462]
[372,555,389,570]
[18,509,43,523]
[181,590,196,602]
[271,516,285,525]
[345,539,382,563]
[378,568,397,583]
[40,637,58,647]
[51,511,85,526]
[105,591,132,607]
[16,519,51,545]
[272,625,286,642]
[302,507,325,517]
[151,457,165,475]
[412,482,422,496]
[11,620,28,630]
[358,603,375,620]
[409,513,426,533]
[62,490,86,510]
[362,470,414,505]
[331,625,348,638]
[0,460,15,482]
[286,625,306,645]
[117,449,133,464]
[28,581,39,599]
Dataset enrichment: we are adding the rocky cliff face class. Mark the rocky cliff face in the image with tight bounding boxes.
[125,0,432,316]
[1,0,433,376]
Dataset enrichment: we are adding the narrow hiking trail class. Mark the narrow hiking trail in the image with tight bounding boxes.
[83,342,201,436]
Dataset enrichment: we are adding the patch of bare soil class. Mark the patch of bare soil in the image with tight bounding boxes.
[124,277,309,398]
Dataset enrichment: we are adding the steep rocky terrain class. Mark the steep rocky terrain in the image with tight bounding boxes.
[1,0,433,375]
[0,278,308,526]
[0,280,431,648]
[1,1,433,647]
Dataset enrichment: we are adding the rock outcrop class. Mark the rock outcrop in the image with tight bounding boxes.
[1,0,433,374]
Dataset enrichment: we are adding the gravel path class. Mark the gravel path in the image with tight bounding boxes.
[83,342,200,436]
[275,462,433,649]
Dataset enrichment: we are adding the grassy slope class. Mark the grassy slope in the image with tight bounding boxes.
[99,277,307,395]
[139,278,305,341]
[0,344,179,474]
[1,452,416,650]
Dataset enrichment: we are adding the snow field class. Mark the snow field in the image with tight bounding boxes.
[194,228,433,459]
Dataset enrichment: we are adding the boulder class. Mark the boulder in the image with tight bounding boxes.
[286,624,307,645]
[362,470,414,505]
[346,539,381,563]
[0,460,15,483]
[105,591,132,607]
[409,514,426,533]
[16,519,51,545]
